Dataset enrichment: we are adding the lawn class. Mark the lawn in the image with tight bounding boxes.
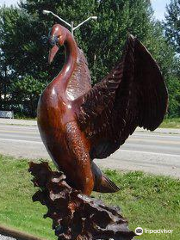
[160,118,180,128]
[0,155,179,240]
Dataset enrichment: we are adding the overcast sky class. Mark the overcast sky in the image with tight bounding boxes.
[0,0,171,21]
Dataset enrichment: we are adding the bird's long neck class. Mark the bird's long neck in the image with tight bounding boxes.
[55,33,78,94]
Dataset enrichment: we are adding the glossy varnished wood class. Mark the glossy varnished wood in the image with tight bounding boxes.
[37,24,168,196]
[37,25,94,195]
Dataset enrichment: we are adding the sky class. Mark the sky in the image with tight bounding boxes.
[0,0,171,21]
[151,0,171,20]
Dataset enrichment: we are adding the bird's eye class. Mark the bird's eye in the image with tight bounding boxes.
[49,35,59,46]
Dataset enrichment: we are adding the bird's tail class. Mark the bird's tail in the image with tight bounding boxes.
[91,162,120,193]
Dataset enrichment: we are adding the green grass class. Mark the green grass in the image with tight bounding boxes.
[160,118,180,128]
[0,155,179,240]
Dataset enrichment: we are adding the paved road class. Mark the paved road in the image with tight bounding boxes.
[0,234,15,240]
[0,123,180,178]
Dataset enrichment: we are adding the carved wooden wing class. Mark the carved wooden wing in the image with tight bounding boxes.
[75,35,168,160]
[66,48,92,100]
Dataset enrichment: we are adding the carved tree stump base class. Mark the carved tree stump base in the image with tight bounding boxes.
[29,162,136,240]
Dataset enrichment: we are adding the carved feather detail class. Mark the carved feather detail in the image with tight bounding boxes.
[66,48,92,100]
[75,35,168,159]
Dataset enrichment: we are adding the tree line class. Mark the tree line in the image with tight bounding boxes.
[0,0,179,118]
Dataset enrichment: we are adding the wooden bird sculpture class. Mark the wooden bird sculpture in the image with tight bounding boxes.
[37,24,168,196]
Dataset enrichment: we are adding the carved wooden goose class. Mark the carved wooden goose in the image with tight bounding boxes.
[37,24,168,196]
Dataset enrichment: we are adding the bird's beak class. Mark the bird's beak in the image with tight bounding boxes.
[48,45,59,64]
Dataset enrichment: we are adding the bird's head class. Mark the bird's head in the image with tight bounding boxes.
[48,24,68,64]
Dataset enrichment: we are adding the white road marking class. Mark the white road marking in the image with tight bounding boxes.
[133,133,180,139]
[119,149,180,158]
[0,137,179,158]
[0,138,42,145]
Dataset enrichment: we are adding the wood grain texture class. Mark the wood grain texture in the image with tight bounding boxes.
[75,35,168,160]
[66,48,92,100]
[29,162,135,240]
[38,24,168,195]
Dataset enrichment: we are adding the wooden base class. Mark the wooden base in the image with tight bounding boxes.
[29,162,135,240]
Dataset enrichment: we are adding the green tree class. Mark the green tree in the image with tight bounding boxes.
[164,0,180,53]
[19,0,154,82]
[12,75,46,117]
[163,0,180,117]
[0,6,49,115]
[167,75,180,117]
[0,0,178,117]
